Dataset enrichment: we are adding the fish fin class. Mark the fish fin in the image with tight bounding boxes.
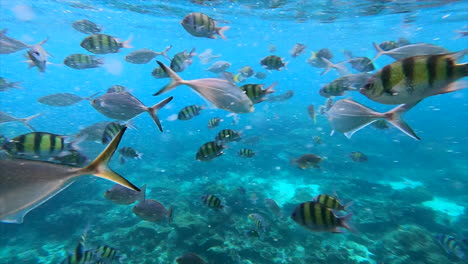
[433,81,467,96]
[264,82,278,95]
[137,184,146,202]
[451,48,468,61]
[343,201,354,211]
[216,26,230,40]
[339,213,358,234]
[10,81,23,89]
[19,113,41,131]
[153,61,184,96]
[384,101,421,140]
[83,92,100,101]
[320,58,335,76]
[370,42,385,64]
[147,96,174,132]
[160,45,172,61]
[79,127,139,191]
[120,35,133,49]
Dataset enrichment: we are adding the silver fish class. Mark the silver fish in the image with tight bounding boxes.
[0,111,40,131]
[124,46,171,64]
[371,42,451,63]
[0,77,22,91]
[290,43,306,58]
[206,61,231,73]
[91,91,173,132]
[327,99,420,140]
[0,29,29,54]
[132,199,172,223]
[265,90,294,102]
[38,92,99,107]
[0,127,139,223]
[25,38,50,72]
[154,61,254,114]
[320,58,350,76]
[198,48,221,64]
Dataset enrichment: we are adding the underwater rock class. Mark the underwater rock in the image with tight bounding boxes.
[390,186,434,204]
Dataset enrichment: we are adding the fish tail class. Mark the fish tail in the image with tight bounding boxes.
[265,82,278,95]
[153,61,184,96]
[339,213,358,234]
[121,35,133,49]
[147,96,173,132]
[137,184,146,202]
[19,113,41,131]
[161,45,172,61]
[458,62,468,77]
[370,42,385,64]
[384,101,421,140]
[83,92,100,101]
[343,201,354,211]
[79,127,140,192]
[216,26,230,40]
[320,57,335,76]
[10,81,23,89]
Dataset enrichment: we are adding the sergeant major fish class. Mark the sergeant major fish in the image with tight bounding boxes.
[195,141,225,161]
[154,61,254,114]
[260,55,288,70]
[0,127,139,223]
[181,12,230,40]
[80,34,132,54]
[240,82,277,104]
[72,19,101,34]
[64,54,103,69]
[291,201,354,233]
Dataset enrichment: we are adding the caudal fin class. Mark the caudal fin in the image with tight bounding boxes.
[369,42,385,64]
[217,26,230,40]
[320,58,335,76]
[339,213,358,234]
[264,82,278,95]
[153,61,184,96]
[160,45,172,61]
[137,184,146,202]
[20,113,41,131]
[83,92,100,101]
[384,101,421,140]
[147,96,174,132]
[79,127,140,192]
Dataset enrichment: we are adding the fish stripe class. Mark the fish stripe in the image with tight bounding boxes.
[380,65,393,94]
[402,57,415,91]
[314,203,323,226]
[301,203,308,225]
[323,206,331,227]
[33,133,43,155]
[446,57,454,80]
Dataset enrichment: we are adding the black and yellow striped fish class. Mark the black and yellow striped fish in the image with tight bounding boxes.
[360,50,468,105]
[181,12,230,40]
[215,129,241,142]
[80,34,132,54]
[240,82,277,104]
[63,54,103,69]
[170,49,195,73]
[2,132,69,159]
[195,141,224,161]
[313,194,351,211]
[291,201,354,233]
[94,245,118,261]
[349,151,368,162]
[238,148,255,158]
[260,55,288,70]
[102,122,124,144]
[106,85,127,93]
[201,194,224,209]
[207,117,221,129]
[248,213,266,232]
[178,105,204,120]
[151,67,169,78]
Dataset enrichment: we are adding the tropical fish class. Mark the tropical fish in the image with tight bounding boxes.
[290,43,307,58]
[176,253,208,264]
[181,12,230,40]
[60,230,94,264]
[264,198,283,218]
[154,61,254,114]
[0,77,22,91]
[170,48,196,72]
[349,151,368,162]
[105,184,146,205]
[254,72,267,79]
[291,154,322,169]
[195,141,225,161]
[91,91,173,132]
[306,53,327,68]
[435,234,465,259]
[326,99,420,140]
[319,73,372,98]
[63,54,103,69]
[75,121,120,144]
[317,48,333,59]
[106,85,127,93]
[378,40,399,51]
[0,111,40,131]
[52,149,90,167]
[370,42,451,63]
[0,29,29,54]
[260,55,288,70]
[132,199,172,222]
[198,48,221,64]
[2,132,76,159]
[151,67,169,79]
[72,19,101,34]
[347,57,375,72]
[80,34,132,54]
[93,245,120,263]
[313,194,352,211]
[248,213,267,232]
[0,127,139,223]
[201,194,224,210]
[265,90,294,102]
[102,122,125,144]
[118,146,142,164]
[206,61,231,73]
[38,92,99,107]
[291,201,354,233]
[207,117,222,129]
[240,82,277,104]
[215,129,241,142]
[25,38,50,72]
[307,105,316,124]
[238,148,255,158]
[124,46,171,64]
[178,105,204,120]
[360,51,468,105]
[238,66,255,77]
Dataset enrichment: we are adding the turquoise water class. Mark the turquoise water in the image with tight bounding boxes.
[1,0,467,263]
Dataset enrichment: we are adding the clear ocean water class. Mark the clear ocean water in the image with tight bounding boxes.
[0,0,467,263]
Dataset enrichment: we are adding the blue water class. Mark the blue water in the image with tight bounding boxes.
[1,0,467,263]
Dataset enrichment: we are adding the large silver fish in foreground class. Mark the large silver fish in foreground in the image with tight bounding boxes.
[327,99,420,140]
[0,127,139,224]
[153,61,254,114]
